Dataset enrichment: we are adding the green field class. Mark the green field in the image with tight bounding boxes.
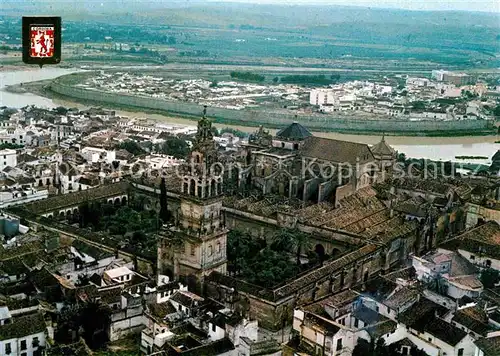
[1,3,499,72]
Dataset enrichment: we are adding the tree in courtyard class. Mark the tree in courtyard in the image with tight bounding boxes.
[55,304,83,344]
[227,230,264,275]
[156,136,190,159]
[480,268,500,288]
[271,229,312,266]
[244,247,299,288]
[118,140,144,156]
[227,230,299,288]
[80,300,112,350]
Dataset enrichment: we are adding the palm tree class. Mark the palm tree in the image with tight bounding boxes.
[80,300,112,350]
[272,229,312,266]
[271,229,295,253]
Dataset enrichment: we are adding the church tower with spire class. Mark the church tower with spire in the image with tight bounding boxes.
[157,107,227,292]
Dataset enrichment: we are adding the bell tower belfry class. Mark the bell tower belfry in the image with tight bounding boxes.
[157,107,227,291]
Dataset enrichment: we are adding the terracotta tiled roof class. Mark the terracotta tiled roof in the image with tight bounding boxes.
[475,335,500,356]
[452,306,492,336]
[170,290,204,308]
[301,136,374,164]
[364,320,397,339]
[394,197,428,218]
[382,267,417,283]
[147,302,177,319]
[304,290,358,314]
[384,287,420,310]
[459,221,500,245]
[424,317,467,346]
[365,217,418,243]
[98,286,122,304]
[273,244,378,299]
[23,180,130,214]
[354,305,388,325]
[398,298,448,331]
[303,311,340,335]
[0,312,46,340]
[448,275,483,290]
[390,177,452,196]
[448,221,500,259]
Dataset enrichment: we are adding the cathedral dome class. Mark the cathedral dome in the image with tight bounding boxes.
[276,122,312,141]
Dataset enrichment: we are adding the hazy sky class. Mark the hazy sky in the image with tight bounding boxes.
[214,0,500,13]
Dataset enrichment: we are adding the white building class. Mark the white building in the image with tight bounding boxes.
[310,89,337,106]
[292,308,356,356]
[0,149,17,171]
[412,250,483,300]
[81,146,116,164]
[450,221,500,272]
[0,188,49,209]
[406,77,430,87]
[56,240,125,284]
[104,266,135,284]
[0,311,47,356]
[432,70,447,82]
[140,155,184,169]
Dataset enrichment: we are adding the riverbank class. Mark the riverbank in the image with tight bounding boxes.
[14,75,498,137]
[8,79,500,143]
[3,69,499,163]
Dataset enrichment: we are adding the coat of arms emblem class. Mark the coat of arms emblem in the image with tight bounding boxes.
[30,25,55,58]
[22,17,61,67]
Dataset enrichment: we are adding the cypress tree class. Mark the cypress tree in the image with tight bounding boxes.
[159,177,171,224]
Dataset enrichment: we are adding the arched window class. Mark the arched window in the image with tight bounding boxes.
[190,179,196,196]
[216,242,221,253]
[208,245,213,256]
[211,180,216,196]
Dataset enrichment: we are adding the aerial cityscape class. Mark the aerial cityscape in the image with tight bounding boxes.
[0,1,499,355]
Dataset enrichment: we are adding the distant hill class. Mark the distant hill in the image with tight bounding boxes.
[4,1,499,29]
[2,1,498,68]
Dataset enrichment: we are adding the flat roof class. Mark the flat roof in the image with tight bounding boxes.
[105,266,133,279]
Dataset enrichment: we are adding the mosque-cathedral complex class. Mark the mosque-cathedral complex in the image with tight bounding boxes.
[14,111,498,334]
[153,112,460,330]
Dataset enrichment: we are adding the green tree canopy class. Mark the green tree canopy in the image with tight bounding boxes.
[118,140,144,156]
[155,136,189,159]
[480,268,500,288]
[493,105,500,117]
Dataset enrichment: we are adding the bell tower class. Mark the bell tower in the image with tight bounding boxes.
[157,107,227,292]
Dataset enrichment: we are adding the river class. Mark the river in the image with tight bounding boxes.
[0,67,78,108]
[1,68,499,164]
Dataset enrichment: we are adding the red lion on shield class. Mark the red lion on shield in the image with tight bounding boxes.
[37,34,48,54]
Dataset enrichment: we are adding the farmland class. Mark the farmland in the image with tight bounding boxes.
[1,3,499,72]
